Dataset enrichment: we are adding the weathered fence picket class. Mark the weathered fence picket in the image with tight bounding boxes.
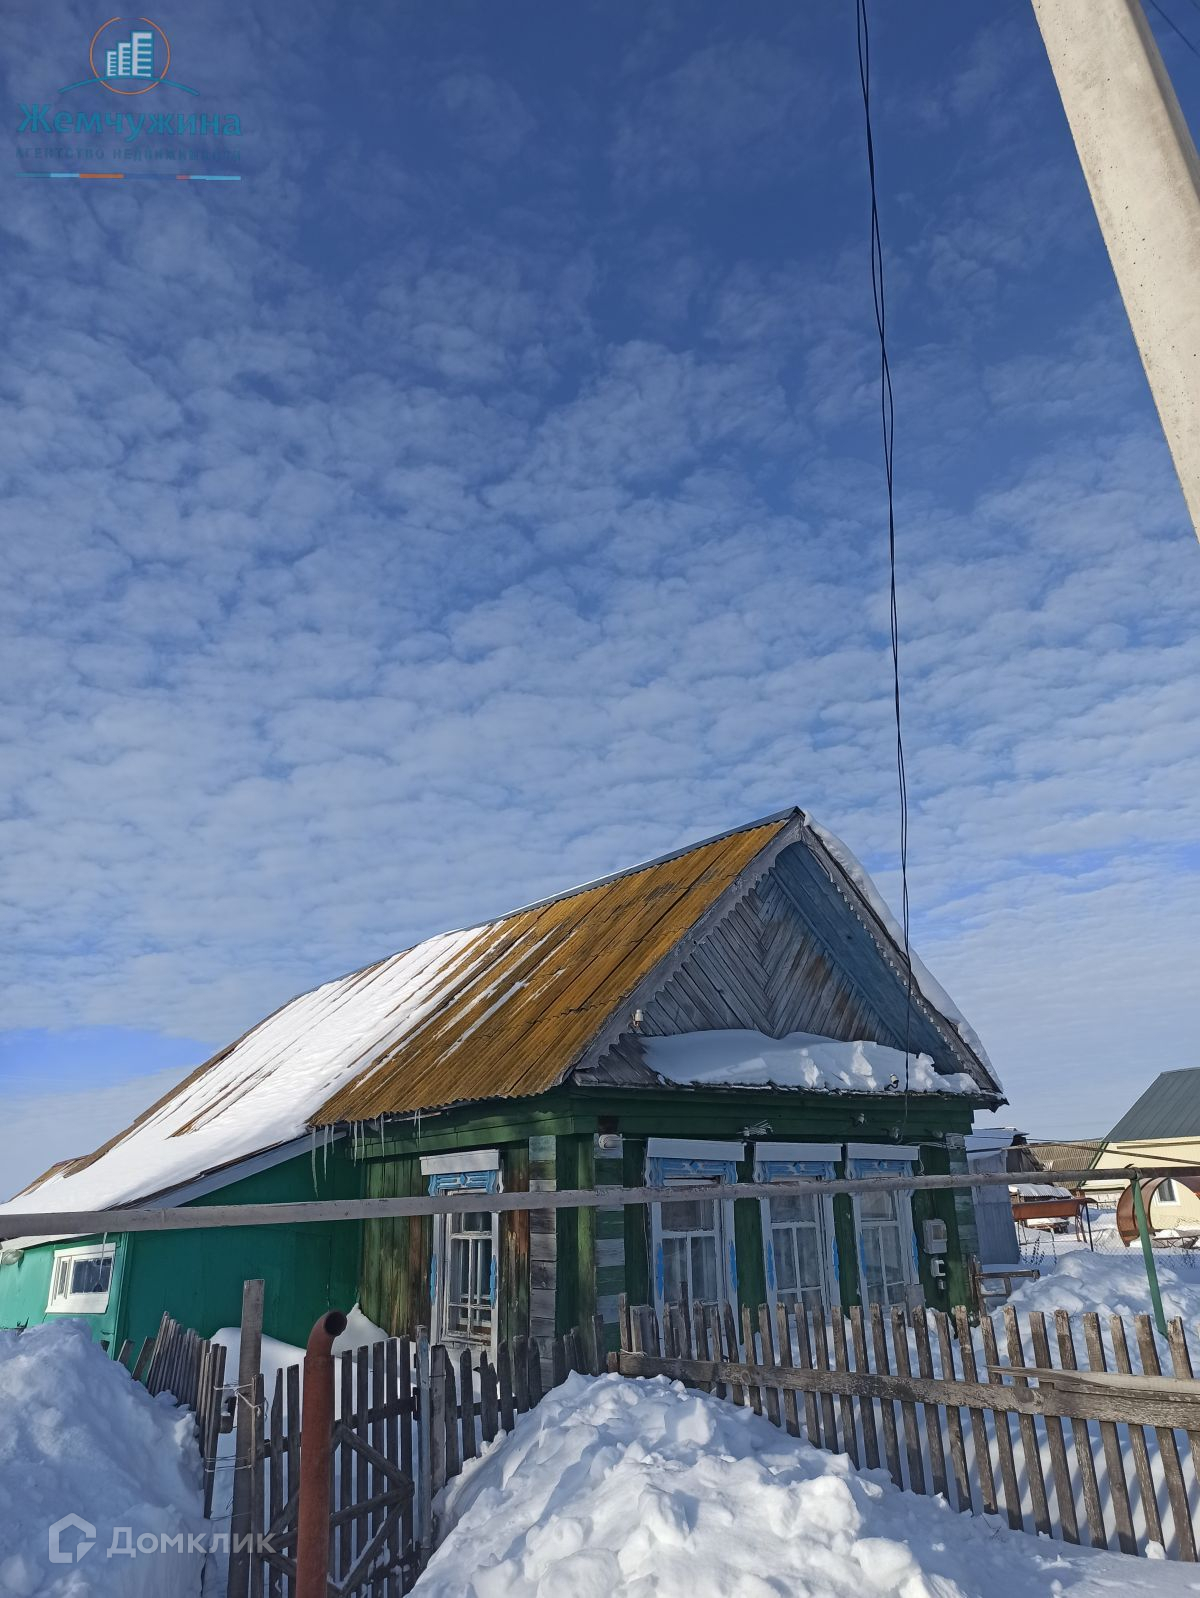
[617,1296,1200,1565]
[224,1318,592,1598]
[114,1313,227,1516]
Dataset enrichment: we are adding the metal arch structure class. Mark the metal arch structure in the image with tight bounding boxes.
[1114,1174,1200,1245]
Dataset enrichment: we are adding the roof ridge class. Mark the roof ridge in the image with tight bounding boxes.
[493,807,799,922]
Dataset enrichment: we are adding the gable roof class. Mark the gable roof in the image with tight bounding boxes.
[1106,1069,1200,1143]
[3,808,1000,1218]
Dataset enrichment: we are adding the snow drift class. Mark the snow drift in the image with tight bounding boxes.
[417,1371,1192,1598]
[0,1321,205,1598]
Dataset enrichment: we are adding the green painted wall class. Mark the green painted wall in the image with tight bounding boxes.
[0,1233,129,1348]
[554,1133,595,1335]
[115,1149,361,1350]
[355,1087,983,1341]
[360,1153,429,1337]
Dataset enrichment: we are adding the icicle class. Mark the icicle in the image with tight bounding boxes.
[310,1126,318,1193]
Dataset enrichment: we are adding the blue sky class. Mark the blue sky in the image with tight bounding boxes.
[3,2,1199,1195]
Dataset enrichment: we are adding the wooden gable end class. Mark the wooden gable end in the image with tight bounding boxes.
[576,835,984,1089]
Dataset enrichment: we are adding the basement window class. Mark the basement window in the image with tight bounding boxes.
[46,1243,116,1315]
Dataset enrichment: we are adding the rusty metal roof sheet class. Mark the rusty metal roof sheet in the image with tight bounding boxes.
[314,814,790,1121]
[4,816,791,1214]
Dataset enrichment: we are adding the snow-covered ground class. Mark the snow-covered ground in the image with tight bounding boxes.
[1007,1240,1200,1327]
[418,1371,1195,1598]
[0,1321,205,1598]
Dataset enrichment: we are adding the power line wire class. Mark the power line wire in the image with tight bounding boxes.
[1146,0,1200,62]
[855,0,914,1105]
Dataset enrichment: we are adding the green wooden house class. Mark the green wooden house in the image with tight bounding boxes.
[0,809,1004,1362]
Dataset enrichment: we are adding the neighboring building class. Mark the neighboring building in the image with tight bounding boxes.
[0,808,1004,1361]
[963,1129,1044,1264]
[1086,1069,1200,1231]
[1025,1139,1105,1177]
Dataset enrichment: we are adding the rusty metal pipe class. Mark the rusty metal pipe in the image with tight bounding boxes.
[295,1309,348,1598]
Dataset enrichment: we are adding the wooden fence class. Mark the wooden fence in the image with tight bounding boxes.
[116,1312,229,1516]
[231,1320,604,1598]
[617,1297,1200,1562]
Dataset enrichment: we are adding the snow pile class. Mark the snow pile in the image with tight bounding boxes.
[643,1029,980,1095]
[1006,1246,1200,1327]
[419,1372,1186,1597]
[0,1321,205,1598]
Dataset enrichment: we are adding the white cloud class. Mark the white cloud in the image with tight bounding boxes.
[2,1067,194,1202]
[0,0,1196,1158]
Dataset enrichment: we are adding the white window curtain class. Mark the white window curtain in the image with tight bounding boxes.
[646,1148,739,1316]
[848,1155,919,1310]
[755,1151,837,1316]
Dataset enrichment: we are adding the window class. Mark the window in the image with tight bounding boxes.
[422,1151,500,1355]
[442,1210,495,1340]
[757,1147,838,1316]
[47,1244,116,1314]
[659,1193,723,1304]
[647,1140,741,1316]
[857,1186,913,1308]
[1158,1178,1179,1205]
[849,1148,919,1311]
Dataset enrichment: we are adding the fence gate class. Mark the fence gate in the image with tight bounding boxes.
[232,1323,600,1596]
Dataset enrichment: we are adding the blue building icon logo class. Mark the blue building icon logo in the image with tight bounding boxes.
[60,16,197,97]
[104,28,156,82]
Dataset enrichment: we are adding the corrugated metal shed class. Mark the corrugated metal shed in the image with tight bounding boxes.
[1106,1069,1200,1142]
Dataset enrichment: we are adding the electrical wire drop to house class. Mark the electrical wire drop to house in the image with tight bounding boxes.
[855,0,915,1108]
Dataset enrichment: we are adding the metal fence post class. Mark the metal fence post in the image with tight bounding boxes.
[1129,1176,1168,1336]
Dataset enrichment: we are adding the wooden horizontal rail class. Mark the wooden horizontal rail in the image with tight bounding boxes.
[993,1364,1200,1398]
[5,1164,1196,1241]
[617,1350,1200,1431]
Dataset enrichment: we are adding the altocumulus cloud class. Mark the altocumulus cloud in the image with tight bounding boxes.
[0,0,1197,1180]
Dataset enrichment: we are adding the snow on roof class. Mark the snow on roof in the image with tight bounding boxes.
[642,1029,980,1095]
[965,1127,1021,1153]
[2,926,489,1217]
[2,807,996,1222]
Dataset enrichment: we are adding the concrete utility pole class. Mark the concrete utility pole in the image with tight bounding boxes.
[1031,0,1200,543]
